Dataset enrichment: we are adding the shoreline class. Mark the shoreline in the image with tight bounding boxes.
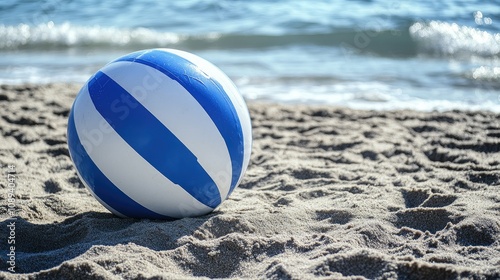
[1,83,499,114]
[0,83,499,279]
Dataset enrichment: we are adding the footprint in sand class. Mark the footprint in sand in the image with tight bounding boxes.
[395,189,461,233]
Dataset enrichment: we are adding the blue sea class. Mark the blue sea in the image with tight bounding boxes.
[1,0,499,111]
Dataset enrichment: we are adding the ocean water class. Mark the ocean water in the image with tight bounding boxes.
[1,0,499,111]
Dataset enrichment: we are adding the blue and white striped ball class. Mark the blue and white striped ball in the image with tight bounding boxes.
[67,49,252,219]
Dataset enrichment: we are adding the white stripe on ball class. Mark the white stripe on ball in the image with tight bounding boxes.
[165,49,253,191]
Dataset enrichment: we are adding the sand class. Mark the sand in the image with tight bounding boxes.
[0,83,499,279]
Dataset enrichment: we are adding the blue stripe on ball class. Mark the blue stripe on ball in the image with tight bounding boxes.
[114,49,245,195]
[67,106,174,219]
[87,71,222,209]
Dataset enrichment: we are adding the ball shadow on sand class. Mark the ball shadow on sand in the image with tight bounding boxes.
[0,212,209,274]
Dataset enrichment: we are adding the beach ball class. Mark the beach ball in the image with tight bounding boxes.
[67,49,252,219]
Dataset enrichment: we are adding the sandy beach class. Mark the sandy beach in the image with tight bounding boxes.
[0,83,499,279]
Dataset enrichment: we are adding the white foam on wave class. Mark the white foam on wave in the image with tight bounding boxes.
[469,66,500,81]
[0,22,219,49]
[409,21,500,58]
